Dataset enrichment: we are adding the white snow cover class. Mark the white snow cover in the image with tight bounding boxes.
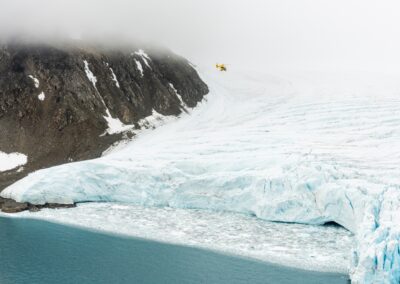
[102,110,134,135]
[28,75,39,88]
[1,202,353,273]
[109,67,120,88]
[101,110,177,156]
[37,92,45,101]
[83,60,97,88]
[134,49,152,69]
[169,83,187,108]
[137,109,174,129]
[104,62,120,88]
[0,151,27,172]
[134,59,144,77]
[83,60,133,135]
[2,68,400,282]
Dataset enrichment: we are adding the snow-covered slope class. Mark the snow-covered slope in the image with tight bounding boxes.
[2,68,400,283]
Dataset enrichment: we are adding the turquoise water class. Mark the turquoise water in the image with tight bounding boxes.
[0,217,349,284]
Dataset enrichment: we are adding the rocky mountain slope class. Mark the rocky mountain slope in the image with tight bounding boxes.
[0,42,209,193]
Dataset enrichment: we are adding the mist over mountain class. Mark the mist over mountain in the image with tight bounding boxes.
[1,0,400,72]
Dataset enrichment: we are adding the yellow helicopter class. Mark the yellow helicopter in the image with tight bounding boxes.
[215,63,227,71]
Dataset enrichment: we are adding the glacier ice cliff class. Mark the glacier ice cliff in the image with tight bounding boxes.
[2,69,400,283]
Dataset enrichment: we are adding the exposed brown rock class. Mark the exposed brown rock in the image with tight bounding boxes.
[0,42,209,195]
[0,196,76,213]
[0,197,28,213]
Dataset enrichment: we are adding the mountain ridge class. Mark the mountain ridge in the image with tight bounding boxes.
[0,42,209,193]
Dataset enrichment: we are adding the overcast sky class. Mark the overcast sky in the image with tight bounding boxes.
[1,0,400,73]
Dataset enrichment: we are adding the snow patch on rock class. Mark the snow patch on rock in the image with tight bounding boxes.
[102,111,177,156]
[84,60,134,135]
[83,60,97,88]
[102,109,134,135]
[137,110,174,129]
[37,92,45,101]
[134,49,151,60]
[109,67,120,88]
[28,75,39,88]
[134,49,151,69]
[169,83,187,108]
[134,59,144,77]
[0,151,27,172]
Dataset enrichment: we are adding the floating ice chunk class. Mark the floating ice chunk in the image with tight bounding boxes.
[38,92,45,101]
[135,59,144,77]
[0,151,27,172]
[4,203,354,273]
[28,75,39,88]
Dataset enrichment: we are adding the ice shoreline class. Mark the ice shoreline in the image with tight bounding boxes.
[0,202,353,274]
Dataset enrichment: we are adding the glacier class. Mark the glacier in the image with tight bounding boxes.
[2,68,400,283]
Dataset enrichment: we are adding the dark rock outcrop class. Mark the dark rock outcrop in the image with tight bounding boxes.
[0,197,28,213]
[0,196,75,213]
[0,42,209,193]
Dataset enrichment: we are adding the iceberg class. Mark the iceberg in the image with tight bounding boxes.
[2,68,400,283]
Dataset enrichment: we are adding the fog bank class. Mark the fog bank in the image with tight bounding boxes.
[1,0,400,73]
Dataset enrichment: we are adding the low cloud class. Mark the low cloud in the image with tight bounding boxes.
[1,0,400,73]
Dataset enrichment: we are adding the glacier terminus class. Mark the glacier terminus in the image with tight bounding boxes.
[2,68,400,283]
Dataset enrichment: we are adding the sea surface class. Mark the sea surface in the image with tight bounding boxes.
[0,217,349,284]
